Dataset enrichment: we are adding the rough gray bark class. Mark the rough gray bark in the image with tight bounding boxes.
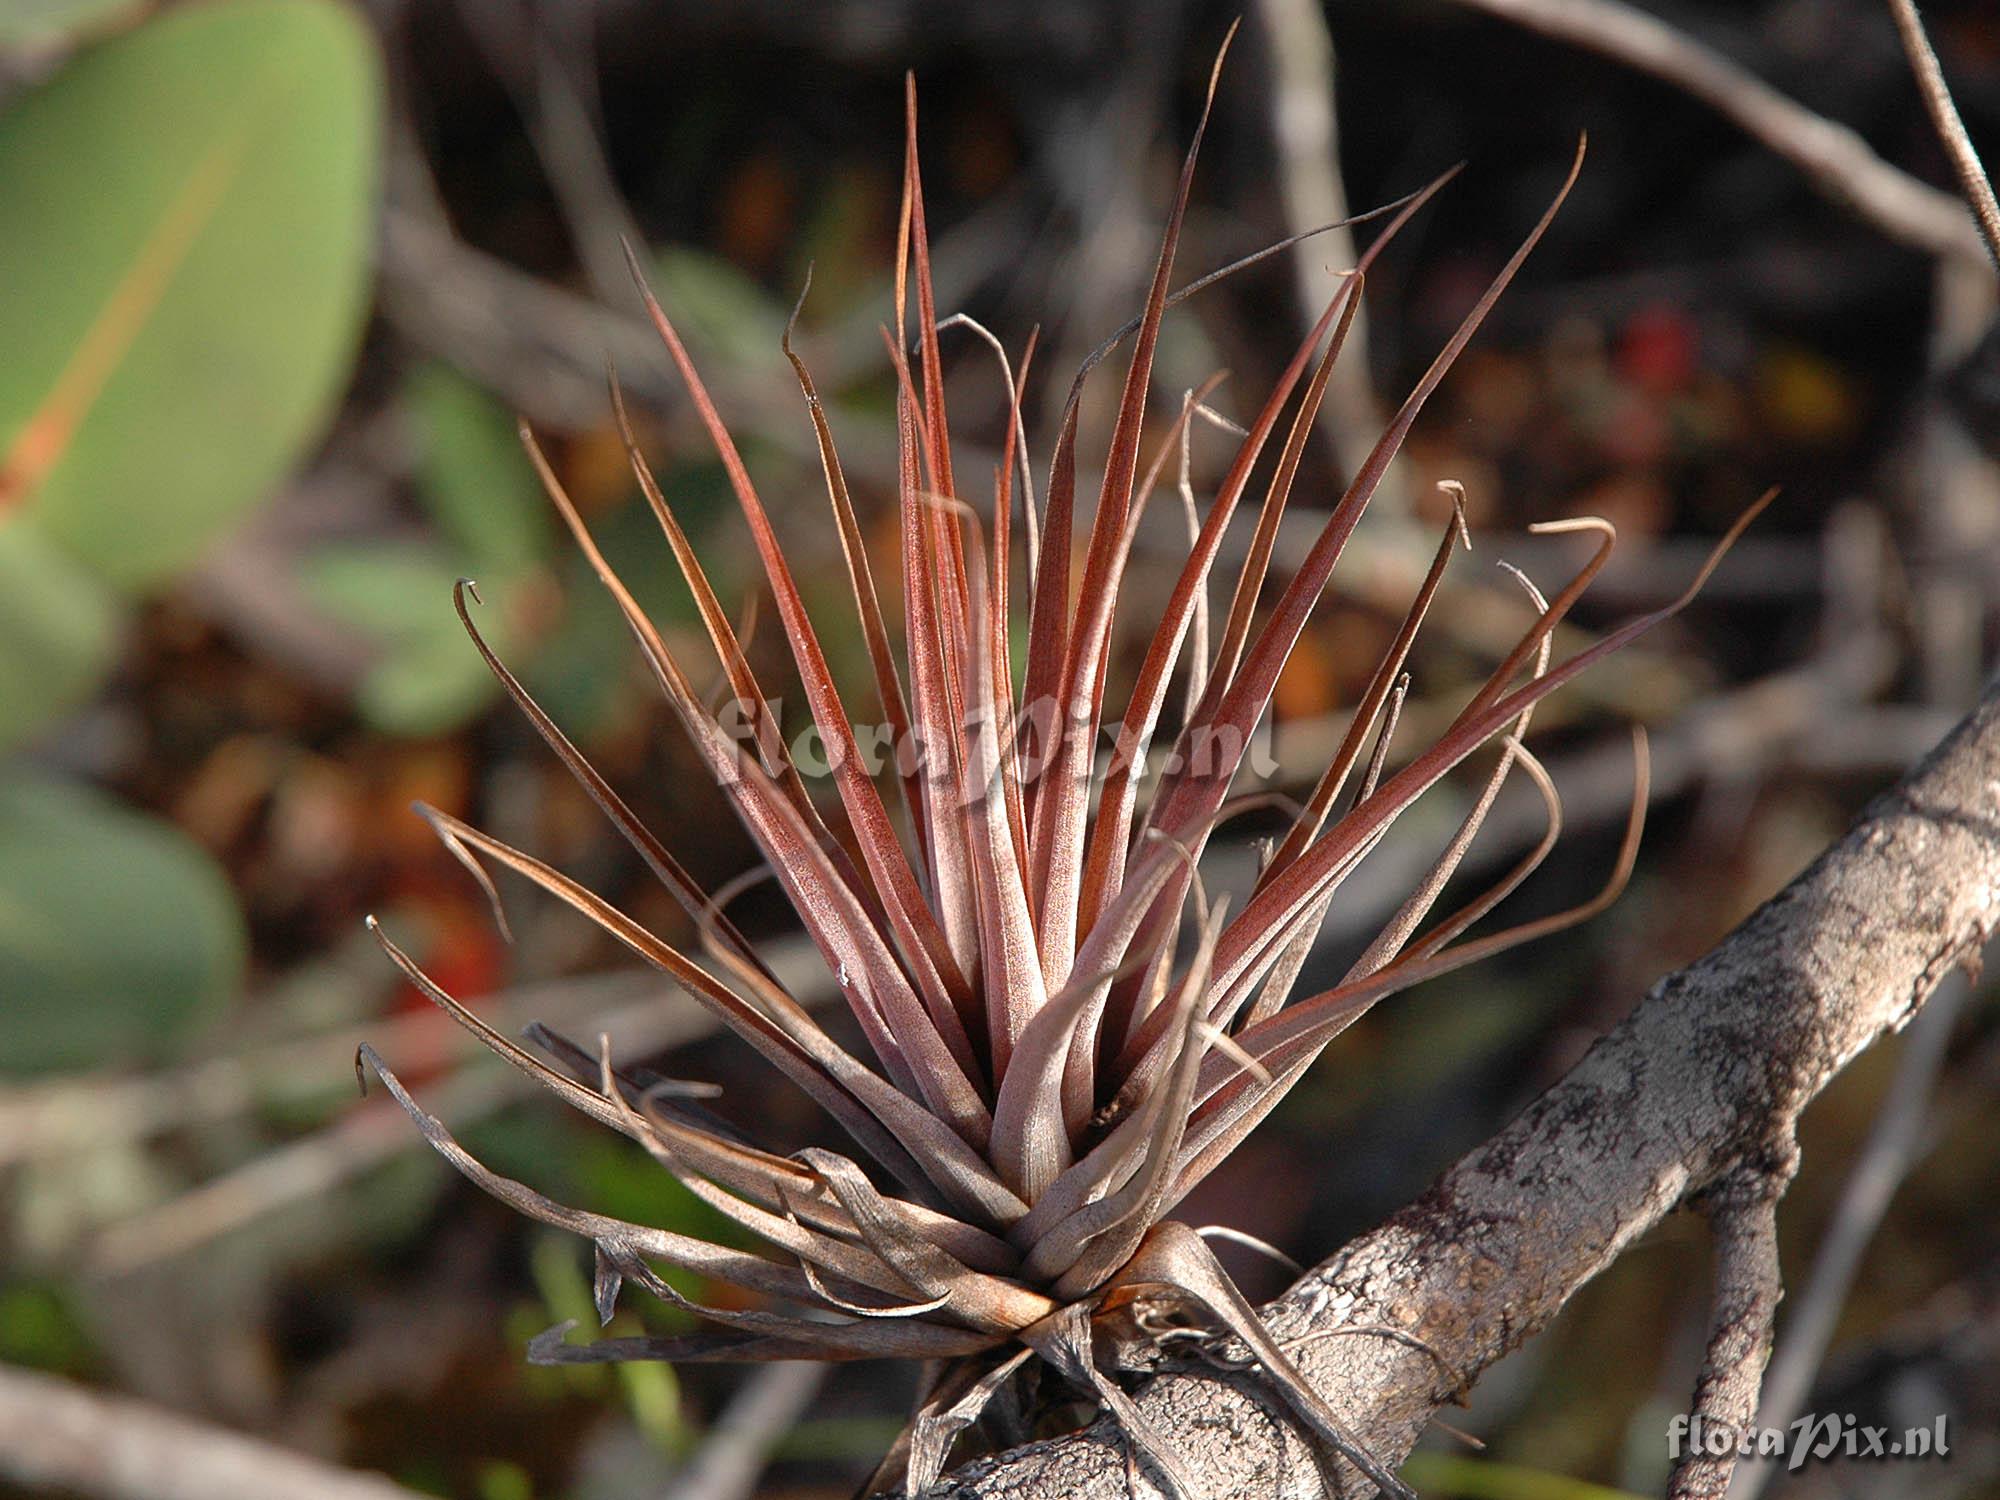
[933,674,2000,1497]
[1668,1172,1787,1500]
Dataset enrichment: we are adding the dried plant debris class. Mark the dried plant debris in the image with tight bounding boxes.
[360,30,1766,1498]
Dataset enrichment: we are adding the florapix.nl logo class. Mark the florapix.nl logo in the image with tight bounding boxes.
[1668,1412,1951,1472]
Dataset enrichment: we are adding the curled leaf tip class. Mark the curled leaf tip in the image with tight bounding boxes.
[1437,479,1474,549]
[1530,513,1616,542]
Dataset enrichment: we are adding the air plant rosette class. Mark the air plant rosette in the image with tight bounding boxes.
[359,34,1765,1499]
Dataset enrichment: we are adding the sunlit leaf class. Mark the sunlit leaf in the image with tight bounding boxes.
[0,0,380,589]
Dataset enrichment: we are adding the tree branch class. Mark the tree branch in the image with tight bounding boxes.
[1886,0,2000,272]
[1446,0,1994,271]
[1669,1168,1790,1500]
[1731,971,1972,1500]
[0,1364,424,1500]
[931,673,2000,1496]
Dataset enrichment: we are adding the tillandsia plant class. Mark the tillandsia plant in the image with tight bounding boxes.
[359,32,1766,1499]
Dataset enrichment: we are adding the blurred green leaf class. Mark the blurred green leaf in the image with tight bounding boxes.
[406,363,549,576]
[530,1230,689,1456]
[474,1462,534,1500]
[569,1129,749,1253]
[589,472,730,622]
[346,1146,449,1252]
[356,627,502,740]
[0,0,380,589]
[303,542,508,736]
[523,552,661,742]
[0,770,245,1074]
[651,246,786,369]
[519,485,719,738]
[303,542,469,640]
[0,0,145,46]
[0,518,120,750]
[0,1281,97,1376]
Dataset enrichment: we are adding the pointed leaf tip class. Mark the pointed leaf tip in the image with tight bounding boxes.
[618,234,649,286]
[782,265,815,355]
[1210,17,1243,93]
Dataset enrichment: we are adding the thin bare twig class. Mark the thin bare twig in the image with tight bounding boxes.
[454,0,647,304]
[664,1363,827,1500]
[0,967,657,1169]
[79,938,832,1274]
[1448,0,1994,270]
[1729,973,1971,1500]
[1253,0,1395,500]
[1887,0,2000,272]
[85,1057,519,1277]
[1871,0,2000,712]
[1669,1168,1791,1500]
[0,1363,425,1500]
